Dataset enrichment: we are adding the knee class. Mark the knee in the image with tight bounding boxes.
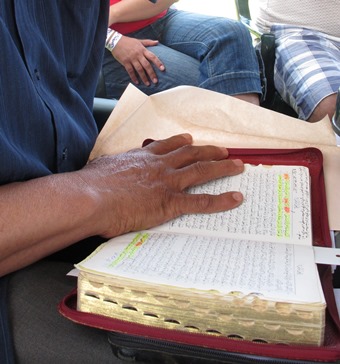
[226,20,252,41]
[232,20,251,37]
[211,18,251,41]
[202,19,255,61]
[308,94,337,123]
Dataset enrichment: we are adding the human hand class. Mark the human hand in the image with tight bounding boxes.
[112,35,165,85]
[80,134,244,238]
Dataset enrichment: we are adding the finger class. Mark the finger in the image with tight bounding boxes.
[174,190,244,216]
[139,55,159,84]
[133,61,151,86]
[144,50,165,74]
[143,134,193,154]
[176,159,244,191]
[163,143,230,169]
[125,63,139,84]
[140,39,159,47]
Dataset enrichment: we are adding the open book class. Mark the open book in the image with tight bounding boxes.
[75,163,326,346]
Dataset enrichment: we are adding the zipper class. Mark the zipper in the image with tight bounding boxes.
[60,290,340,364]
[108,331,335,364]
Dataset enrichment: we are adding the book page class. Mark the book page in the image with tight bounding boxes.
[155,164,312,245]
[76,231,324,304]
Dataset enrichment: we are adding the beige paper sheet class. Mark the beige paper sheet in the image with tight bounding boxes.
[90,84,340,231]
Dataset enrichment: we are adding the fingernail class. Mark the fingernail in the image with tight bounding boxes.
[179,133,193,142]
[142,138,155,147]
[152,78,158,84]
[232,192,243,202]
[219,147,229,156]
[233,159,244,167]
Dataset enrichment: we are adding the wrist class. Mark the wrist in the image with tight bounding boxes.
[105,28,122,52]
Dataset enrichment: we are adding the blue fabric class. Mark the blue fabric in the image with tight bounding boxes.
[0,0,108,183]
[103,8,262,99]
[272,25,340,120]
[0,0,109,361]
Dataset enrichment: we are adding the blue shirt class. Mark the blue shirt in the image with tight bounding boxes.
[0,0,108,183]
[0,1,109,361]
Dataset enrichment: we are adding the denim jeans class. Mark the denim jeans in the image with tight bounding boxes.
[103,8,262,100]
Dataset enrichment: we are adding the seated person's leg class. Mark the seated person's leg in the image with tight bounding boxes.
[103,9,262,105]
[273,25,340,122]
[309,93,337,123]
[158,10,262,105]
[8,260,120,364]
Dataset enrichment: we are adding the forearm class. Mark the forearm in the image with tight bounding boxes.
[109,0,178,25]
[0,172,104,277]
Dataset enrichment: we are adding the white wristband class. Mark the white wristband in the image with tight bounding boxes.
[105,28,122,52]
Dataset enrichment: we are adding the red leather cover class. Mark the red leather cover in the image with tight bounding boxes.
[59,147,340,362]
